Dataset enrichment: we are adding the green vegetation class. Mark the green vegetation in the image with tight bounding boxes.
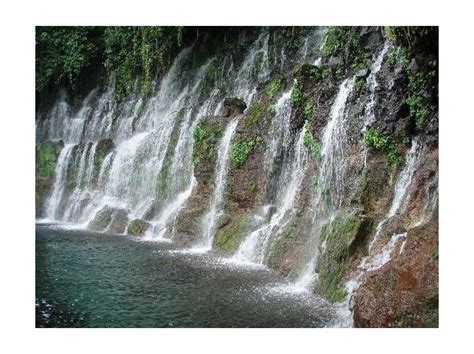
[224,97,247,112]
[156,157,171,199]
[305,65,329,82]
[265,77,283,99]
[322,27,370,71]
[245,181,257,193]
[387,46,410,70]
[335,68,345,80]
[303,121,321,161]
[36,142,63,214]
[406,63,437,127]
[36,27,103,96]
[230,137,261,168]
[215,215,249,253]
[365,128,404,168]
[36,26,184,101]
[384,27,438,128]
[244,102,265,128]
[304,101,314,120]
[317,215,362,302]
[251,52,264,77]
[192,120,222,165]
[127,219,150,236]
[354,76,365,91]
[36,142,63,178]
[267,218,299,263]
[291,79,304,106]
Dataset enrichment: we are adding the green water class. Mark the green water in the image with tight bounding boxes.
[36,223,338,327]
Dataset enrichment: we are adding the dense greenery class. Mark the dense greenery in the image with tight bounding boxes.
[215,215,249,253]
[265,77,283,99]
[385,27,438,128]
[36,142,63,178]
[365,128,404,168]
[192,120,222,166]
[230,138,261,168]
[36,26,185,101]
[322,27,370,71]
[291,79,304,106]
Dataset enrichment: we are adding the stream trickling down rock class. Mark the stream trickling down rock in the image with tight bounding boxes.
[36,27,438,327]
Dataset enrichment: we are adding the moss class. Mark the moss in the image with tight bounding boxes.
[36,142,63,178]
[94,139,114,171]
[317,215,362,302]
[303,64,329,83]
[192,120,222,166]
[244,102,266,128]
[354,76,365,91]
[322,27,370,71]
[267,218,299,263]
[215,215,249,253]
[244,181,257,193]
[265,77,283,99]
[303,121,321,161]
[156,157,172,199]
[127,219,151,235]
[291,79,304,106]
[224,97,247,112]
[304,101,314,120]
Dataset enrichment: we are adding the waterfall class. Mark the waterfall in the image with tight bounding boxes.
[293,78,355,290]
[45,144,75,220]
[367,139,423,253]
[363,42,390,131]
[233,126,309,265]
[199,119,239,250]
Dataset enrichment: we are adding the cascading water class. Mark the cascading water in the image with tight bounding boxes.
[199,119,239,250]
[367,139,423,253]
[238,131,309,265]
[292,78,355,290]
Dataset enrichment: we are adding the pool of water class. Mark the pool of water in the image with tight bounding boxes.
[36,223,340,327]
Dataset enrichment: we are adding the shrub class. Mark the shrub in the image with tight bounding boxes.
[192,120,221,165]
[365,128,403,167]
[230,138,261,168]
[291,79,304,106]
[265,77,283,99]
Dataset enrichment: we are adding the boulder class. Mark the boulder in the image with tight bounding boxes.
[109,209,129,234]
[127,219,151,236]
[88,206,113,231]
[222,97,247,117]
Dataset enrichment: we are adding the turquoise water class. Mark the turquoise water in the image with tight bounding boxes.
[36,223,337,327]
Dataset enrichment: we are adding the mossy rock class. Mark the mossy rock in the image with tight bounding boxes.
[127,219,151,236]
[223,97,247,116]
[94,138,114,170]
[215,214,249,253]
[316,214,366,302]
[88,206,114,231]
[36,141,64,216]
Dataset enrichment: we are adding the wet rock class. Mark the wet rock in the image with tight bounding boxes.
[127,219,151,236]
[88,206,113,231]
[355,68,369,79]
[109,209,129,234]
[88,205,129,234]
[217,213,231,229]
[223,97,247,117]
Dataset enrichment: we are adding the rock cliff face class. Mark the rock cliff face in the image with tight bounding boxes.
[35,26,438,327]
